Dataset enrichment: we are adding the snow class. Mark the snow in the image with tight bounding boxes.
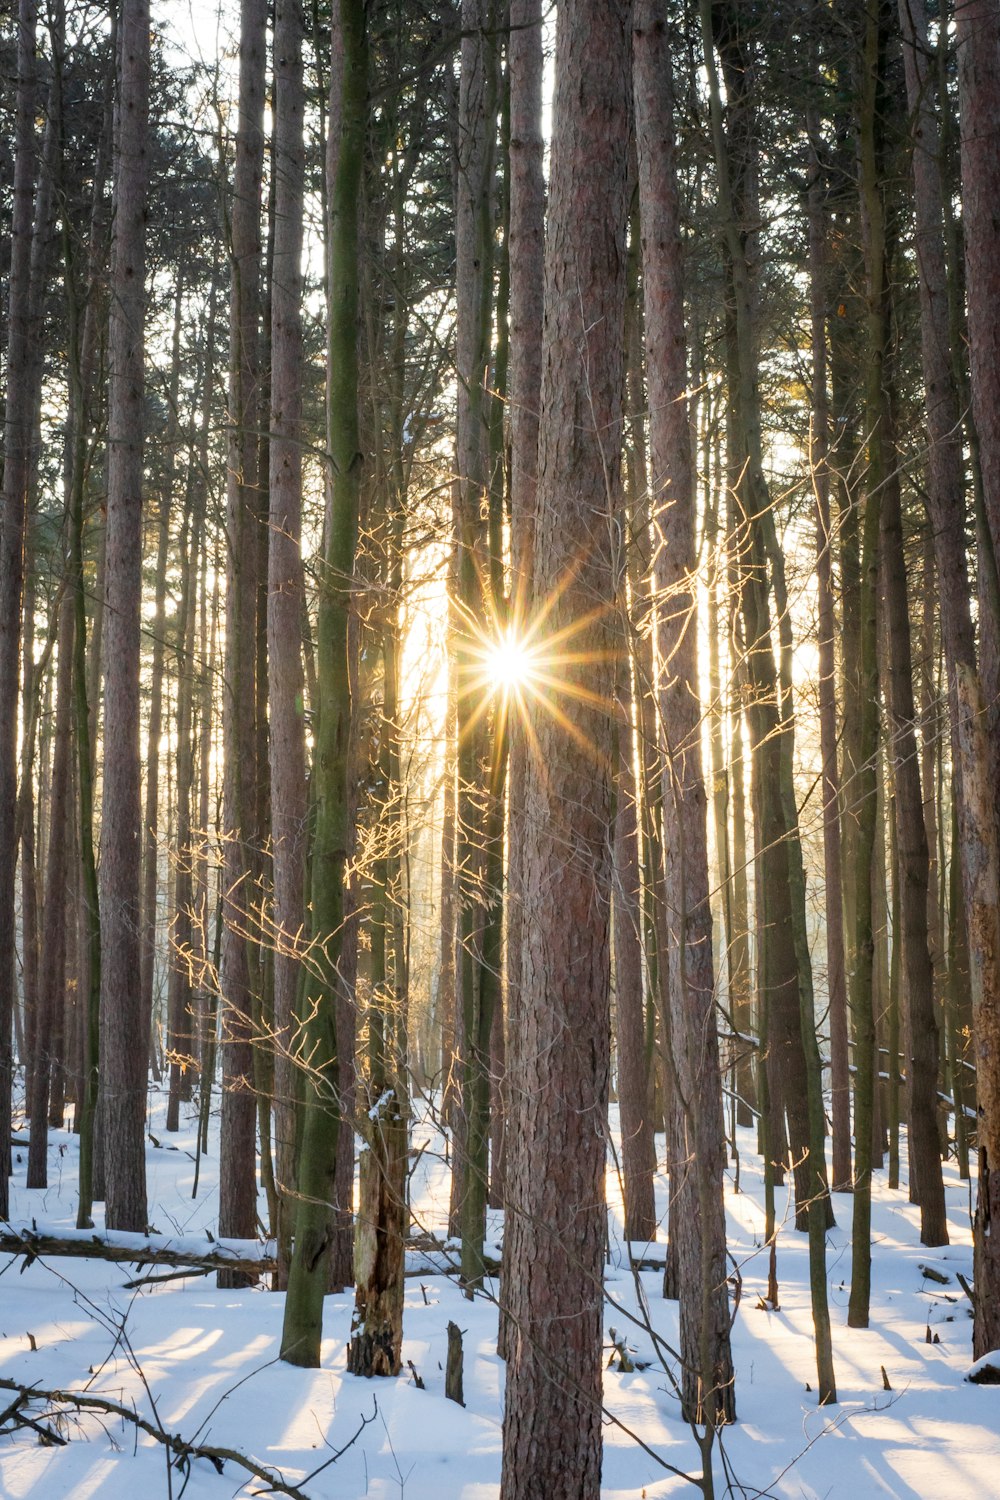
[2,1094,997,1498]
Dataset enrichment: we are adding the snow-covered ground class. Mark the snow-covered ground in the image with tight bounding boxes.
[2,1090,997,1498]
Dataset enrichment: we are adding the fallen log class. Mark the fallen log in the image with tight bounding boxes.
[0,1223,276,1279]
[0,1222,499,1281]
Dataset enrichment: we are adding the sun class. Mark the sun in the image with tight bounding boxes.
[486,630,533,692]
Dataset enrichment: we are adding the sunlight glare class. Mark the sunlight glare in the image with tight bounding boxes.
[487,631,532,692]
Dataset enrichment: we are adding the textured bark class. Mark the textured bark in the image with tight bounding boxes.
[268,0,310,1281]
[0,0,39,1217]
[848,0,889,1327]
[702,0,834,1402]
[26,592,74,1187]
[612,688,656,1244]
[99,0,150,1233]
[280,0,366,1367]
[953,666,1000,1358]
[807,89,851,1193]
[635,0,735,1426]
[953,0,1000,1359]
[880,471,947,1244]
[143,282,183,1103]
[165,490,203,1133]
[453,0,500,1290]
[218,0,268,1274]
[497,0,544,1364]
[499,4,628,1494]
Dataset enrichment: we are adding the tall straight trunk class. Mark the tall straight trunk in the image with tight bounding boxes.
[165,483,203,1131]
[346,604,407,1375]
[453,0,500,1291]
[702,0,834,1403]
[634,0,735,1428]
[807,83,851,1193]
[499,5,628,1495]
[52,0,111,1218]
[99,0,150,1233]
[880,464,948,1243]
[937,0,1000,1356]
[612,666,656,1243]
[0,0,38,1214]
[280,0,367,1369]
[847,0,890,1327]
[497,0,544,1364]
[141,278,182,1093]
[19,565,40,1112]
[26,591,74,1186]
[218,0,268,1272]
[268,0,310,1278]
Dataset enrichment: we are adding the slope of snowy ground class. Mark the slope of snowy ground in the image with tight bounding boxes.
[1,1088,996,1498]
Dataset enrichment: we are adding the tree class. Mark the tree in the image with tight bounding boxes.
[0,0,39,1222]
[218,0,268,1273]
[280,0,368,1369]
[99,0,151,1232]
[267,0,309,1278]
[500,2,629,1494]
[634,0,735,1427]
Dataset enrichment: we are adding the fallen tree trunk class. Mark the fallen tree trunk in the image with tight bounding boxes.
[0,1222,500,1280]
[0,1223,275,1277]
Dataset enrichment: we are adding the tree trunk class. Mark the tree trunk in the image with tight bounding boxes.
[634,0,735,1426]
[499,4,628,1494]
[268,0,310,1283]
[0,0,39,1216]
[847,0,890,1327]
[99,0,150,1233]
[879,461,948,1244]
[807,82,851,1193]
[280,0,367,1368]
[948,0,1000,1359]
[26,590,74,1187]
[453,0,500,1291]
[612,671,656,1243]
[218,0,268,1276]
[497,0,544,1364]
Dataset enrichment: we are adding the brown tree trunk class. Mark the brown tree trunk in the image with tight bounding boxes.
[142,280,183,1098]
[99,0,150,1233]
[943,0,1000,1357]
[497,0,544,1364]
[218,0,268,1275]
[499,3,628,1493]
[0,0,39,1215]
[807,87,851,1193]
[612,675,656,1244]
[453,0,500,1289]
[268,0,310,1281]
[634,0,735,1427]
[26,590,74,1186]
[880,462,947,1243]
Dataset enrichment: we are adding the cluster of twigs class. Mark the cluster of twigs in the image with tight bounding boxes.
[0,1375,377,1499]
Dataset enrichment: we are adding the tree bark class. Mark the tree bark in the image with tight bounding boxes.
[499,4,628,1494]
[280,0,367,1368]
[99,0,150,1233]
[268,0,310,1283]
[26,591,74,1187]
[0,0,39,1217]
[806,79,851,1193]
[951,0,1000,1360]
[634,0,735,1426]
[879,462,948,1244]
[218,0,268,1275]
[497,0,545,1363]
